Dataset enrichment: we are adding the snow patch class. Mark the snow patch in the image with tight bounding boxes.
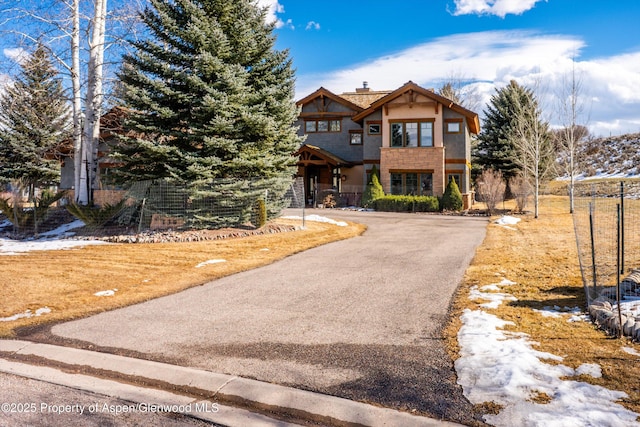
[0,220,109,255]
[0,307,51,322]
[195,259,227,268]
[494,215,521,226]
[282,215,348,227]
[575,363,602,378]
[622,347,640,357]
[456,308,639,426]
[94,289,117,297]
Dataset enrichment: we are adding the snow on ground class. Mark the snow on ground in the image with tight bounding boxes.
[281,214,348,227]
[0,220,109,255]
[0,307,51,322]
[457,277,640,426]
[94,289,117,297]
[494,215,521,230]
[195,259,227,268]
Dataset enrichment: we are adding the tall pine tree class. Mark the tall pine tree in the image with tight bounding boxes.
[474,80,532,182]
[112,0,302,225]
[0,44,71,191]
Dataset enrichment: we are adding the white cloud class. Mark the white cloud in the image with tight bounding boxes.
[3,47,28,64]
[452,0,545,18]
[295,30,640,137]
[305,21,321,31]
[256,0,291,29]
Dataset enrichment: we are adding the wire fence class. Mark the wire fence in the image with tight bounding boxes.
[70,177,306,233]
[571,180,640,305]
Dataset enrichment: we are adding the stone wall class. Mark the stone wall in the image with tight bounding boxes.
[588,269,640,340]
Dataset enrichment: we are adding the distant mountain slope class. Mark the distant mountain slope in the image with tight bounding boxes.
[575,133,640,179]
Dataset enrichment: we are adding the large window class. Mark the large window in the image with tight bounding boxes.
[305,119,341,133]
[390,120,433,147]
[390,172,433,196]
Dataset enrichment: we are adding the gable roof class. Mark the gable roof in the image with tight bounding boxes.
[296,87,364,113]
[339,90,391,109]
[351,81,480,134]
[294,143,352,167]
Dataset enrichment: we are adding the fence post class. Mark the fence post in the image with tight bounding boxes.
[138,198,147,233]
[620,181,625,274]
[589,202,598,296]
[616,203,622,338]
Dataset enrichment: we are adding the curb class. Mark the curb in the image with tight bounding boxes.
[0,339,463,427]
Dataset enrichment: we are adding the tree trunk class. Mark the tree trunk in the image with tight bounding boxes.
[81,0,108,206]
[71,0,86,204]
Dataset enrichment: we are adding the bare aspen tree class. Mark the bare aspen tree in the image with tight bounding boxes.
[556,60,590,214]
[509,82,555,218]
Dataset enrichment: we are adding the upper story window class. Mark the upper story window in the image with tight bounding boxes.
[305,119,341,133]
[445,119,462,134]
[367,121,381,135]
[390,120,433,147]
[350,130,363,145]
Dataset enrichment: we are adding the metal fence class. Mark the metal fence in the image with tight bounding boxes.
[572,180,640,305]
[76,177,306,233]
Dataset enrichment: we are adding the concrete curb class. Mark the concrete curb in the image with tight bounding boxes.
[0,339,463,427]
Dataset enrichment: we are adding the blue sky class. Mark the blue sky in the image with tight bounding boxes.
[260,0,640,136]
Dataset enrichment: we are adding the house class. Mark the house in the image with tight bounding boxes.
[295,81,480,209]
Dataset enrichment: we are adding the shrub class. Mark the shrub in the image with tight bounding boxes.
[0,189,67,235]
[373,195,439,212]
[509,174,531,213]
[66,199,127,228]
[252,198,267,228]
[441,179,463,211]
[476,169,505,215]
[361,166,385,208]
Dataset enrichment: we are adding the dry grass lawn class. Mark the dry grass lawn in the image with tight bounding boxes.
[0,218,366,338]
[445,195,640,416]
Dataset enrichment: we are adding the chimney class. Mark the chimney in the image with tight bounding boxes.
[356,81,370,93]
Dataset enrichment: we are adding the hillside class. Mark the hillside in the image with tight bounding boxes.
[574,132,640,179]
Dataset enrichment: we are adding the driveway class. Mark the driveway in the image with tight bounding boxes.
[48,210,488,425]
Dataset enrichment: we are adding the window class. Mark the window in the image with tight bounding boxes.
[448,174,461,188]
[367,122,381,135]
[350,130,363,145]
[445,120,462,134]
[390,172,433,196]
[389,120,434,147]
[304,119,341,133]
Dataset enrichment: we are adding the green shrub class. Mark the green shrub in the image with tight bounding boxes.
[372,195,439,212]
[361,166,385,208]
[66,199,127,228]
[441,179,463,211]
[0,189,67,234]
[252,198,267,228]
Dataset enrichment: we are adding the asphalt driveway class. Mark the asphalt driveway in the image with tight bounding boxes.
[49,210,488,425]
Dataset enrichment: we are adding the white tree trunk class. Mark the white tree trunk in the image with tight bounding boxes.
[80,0,108,205]
[71,0,86,204]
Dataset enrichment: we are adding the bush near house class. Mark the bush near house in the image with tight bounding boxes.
[373,195,439,212]
[361,172,385,208]
[441,179,463,211]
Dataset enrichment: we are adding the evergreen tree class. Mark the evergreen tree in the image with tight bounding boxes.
[474,80,531,182]
[0,43,71,190]
[112,0,302,224]
[361,166,384,208]
[441,178,463,211]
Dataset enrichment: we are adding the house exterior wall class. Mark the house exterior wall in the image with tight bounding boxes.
[296,102,363,164]
[379,94,447,196]
[380,147,445,196]
[442,108,471,194]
